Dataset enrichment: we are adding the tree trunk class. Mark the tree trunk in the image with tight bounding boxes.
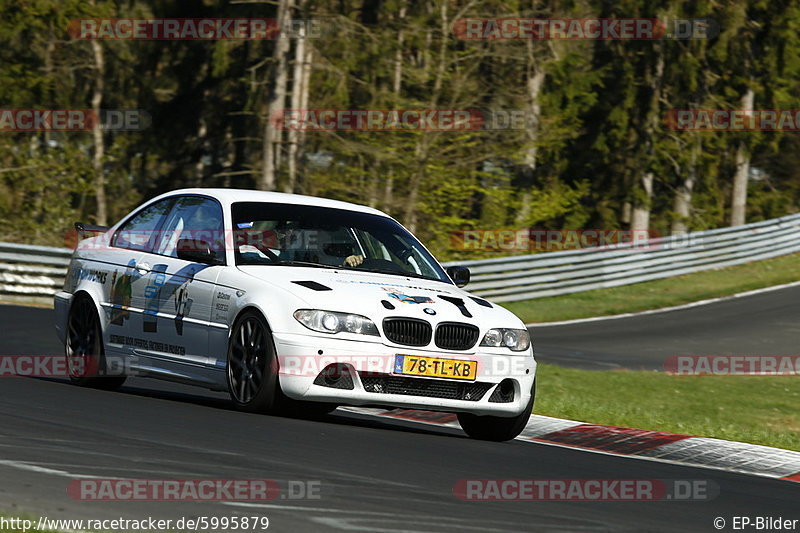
[631,42,665,232]
[392,6,406,95]
[404,141,428,233]
[193,116,208,187]
[42,40,55,151]
[621,202,632,225]
[516,39,546,225]
[516,191,533,225]
[671,136,699,235]
[285,2,307,194]
[631,172,654,231]
[383,170,395,210]
[295,44,312,193]
[730,87,754,226]
[382,5,406,211]
[260,0,292,191]
[364,156,379,208]
[403,2,447,232]
[91,40,107,226]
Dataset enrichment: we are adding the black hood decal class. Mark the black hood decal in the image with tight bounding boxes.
[438,295,472,318]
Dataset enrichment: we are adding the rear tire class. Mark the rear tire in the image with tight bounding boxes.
[227,310,281,413]
[458,380,535,442]
[65,294,127,390]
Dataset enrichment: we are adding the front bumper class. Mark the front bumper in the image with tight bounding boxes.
[273,331,536,417]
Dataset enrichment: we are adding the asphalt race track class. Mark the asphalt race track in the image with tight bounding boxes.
[531,284,800,370]
[0,302,798,532]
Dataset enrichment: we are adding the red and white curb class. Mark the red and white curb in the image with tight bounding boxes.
[343,408,800,482]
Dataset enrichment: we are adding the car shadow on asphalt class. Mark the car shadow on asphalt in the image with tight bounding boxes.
[33,376,467,439]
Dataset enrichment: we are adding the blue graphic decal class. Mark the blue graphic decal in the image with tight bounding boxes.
[386,291,434,304]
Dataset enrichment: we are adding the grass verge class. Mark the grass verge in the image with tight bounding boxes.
[502,252,800,323]
[535,363,800,451]
[0,296,53,309]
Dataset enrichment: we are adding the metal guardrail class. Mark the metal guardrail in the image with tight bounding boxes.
[0,242,72,298]
[1,212,798,304]
[443,213,800,302]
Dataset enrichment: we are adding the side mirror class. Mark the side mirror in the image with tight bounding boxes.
[446,265,470,288]
[177,238,221,265]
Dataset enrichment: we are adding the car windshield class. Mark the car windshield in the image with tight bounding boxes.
[231,202,451,283]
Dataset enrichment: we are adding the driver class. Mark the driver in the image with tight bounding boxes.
[310,228,365,267]
[236,221,365,267]
[342,254,364,267]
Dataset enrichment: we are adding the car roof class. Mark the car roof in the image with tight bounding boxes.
[153,188,389,217]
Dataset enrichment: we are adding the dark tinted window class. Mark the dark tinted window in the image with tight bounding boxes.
[113,198,173,252]
[231,202,449,283]
[155,196,226,264]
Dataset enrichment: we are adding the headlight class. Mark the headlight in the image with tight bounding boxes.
[480,328,531,352]
[294,309,380,336]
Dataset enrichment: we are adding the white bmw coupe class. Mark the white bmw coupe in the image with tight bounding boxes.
[55,189,536,440]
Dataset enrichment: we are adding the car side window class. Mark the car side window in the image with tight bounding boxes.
[112,198,174,252]
[155,196,226,264]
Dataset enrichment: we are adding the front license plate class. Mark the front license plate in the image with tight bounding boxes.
[394,355,477,381]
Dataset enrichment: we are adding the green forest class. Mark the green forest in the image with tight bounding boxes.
[1,0,799,260]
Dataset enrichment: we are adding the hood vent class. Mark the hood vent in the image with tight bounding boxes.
[291,280,332,291]
[470,296,492,308]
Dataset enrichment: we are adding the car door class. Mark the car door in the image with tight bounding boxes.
[129,195,225,368]
[105,197,175,357]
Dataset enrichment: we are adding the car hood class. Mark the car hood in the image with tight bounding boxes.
[236,265,523,328]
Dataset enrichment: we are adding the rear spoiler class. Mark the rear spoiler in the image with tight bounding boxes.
[74,222,110,239]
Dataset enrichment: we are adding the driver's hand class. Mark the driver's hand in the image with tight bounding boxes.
[342,254,364,267]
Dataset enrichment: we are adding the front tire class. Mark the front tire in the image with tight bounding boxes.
[227,310,281,413]
[65,294,126,390]
[458,381,535,442]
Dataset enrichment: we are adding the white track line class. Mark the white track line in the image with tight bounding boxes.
[526,280,800,327]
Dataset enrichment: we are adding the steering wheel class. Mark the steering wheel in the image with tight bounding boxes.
[397,247,413,264]
[252,242,281,262]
